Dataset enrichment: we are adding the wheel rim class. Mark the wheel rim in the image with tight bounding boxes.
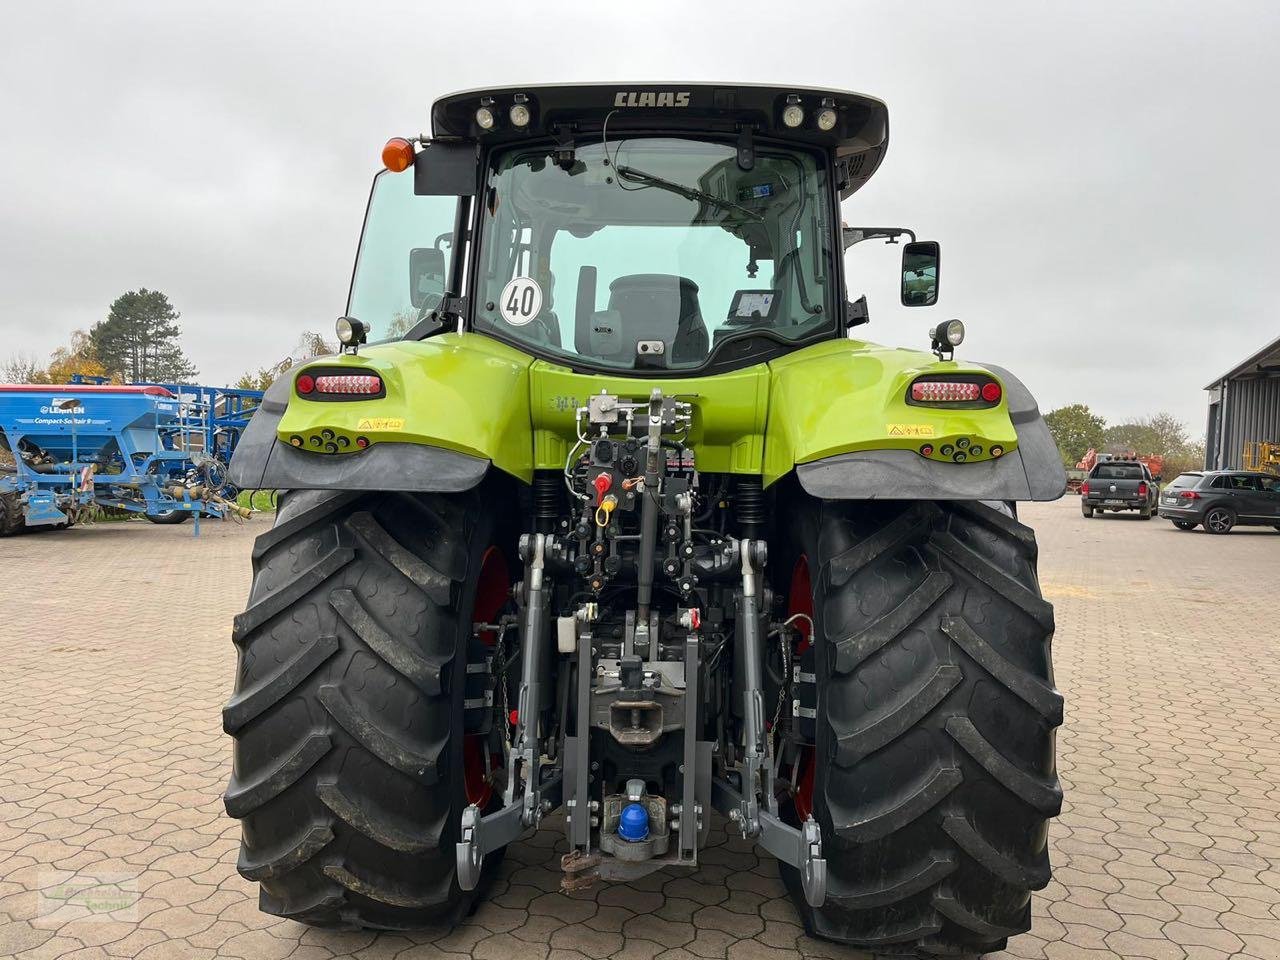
[787,555,816,822]
[465,546,510,808]
[1207,510,1231,533]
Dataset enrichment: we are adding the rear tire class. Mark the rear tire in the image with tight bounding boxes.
[223,484,513,929]
[1080,503,1093,518]
[778,495,1062,958]
[1203,506,1235,534]
[0,492,24,535]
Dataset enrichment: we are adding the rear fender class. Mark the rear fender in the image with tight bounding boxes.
[765,341,1066,501]
[228,334,535,492]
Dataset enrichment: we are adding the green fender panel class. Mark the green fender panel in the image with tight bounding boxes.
[762,340,1020,485]
[233,332,1063,501]
[276,334,535,479]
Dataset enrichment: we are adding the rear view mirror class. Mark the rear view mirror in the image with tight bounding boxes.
[409,247,446,310]
[901,241,940,307]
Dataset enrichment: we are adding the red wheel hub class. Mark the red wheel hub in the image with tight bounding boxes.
[465,546,510,808]
[788,555,816,821]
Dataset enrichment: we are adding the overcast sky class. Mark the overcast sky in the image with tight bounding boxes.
[2,1,1277,433]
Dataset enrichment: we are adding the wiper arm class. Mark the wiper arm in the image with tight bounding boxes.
[616,165,764,222]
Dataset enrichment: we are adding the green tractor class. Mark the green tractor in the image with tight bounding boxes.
[224,84,1066,958]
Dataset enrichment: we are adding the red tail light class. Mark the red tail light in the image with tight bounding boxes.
[911,381,981,402]
[1137,481,1148,497]
[1179,490,1201,500]
[314,374,383,395]
[1080,481,1089,495]
[909,376,1002,405]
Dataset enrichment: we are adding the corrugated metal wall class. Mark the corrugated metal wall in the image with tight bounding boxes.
[1220,376,1280,469]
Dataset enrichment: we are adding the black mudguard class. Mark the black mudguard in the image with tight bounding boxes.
[796,363,1067,502]
[227,377,489,493]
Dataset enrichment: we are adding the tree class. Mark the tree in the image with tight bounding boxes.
[1103,412,1190,459]
[0,353,43,384]
[45,330,111,384]
[385,310,417,339]
[231,331,337,392]
[1043,403,1106,467]
[90,288,197,383]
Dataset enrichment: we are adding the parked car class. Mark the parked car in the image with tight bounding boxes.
[1081,459,1160,518]
[1157,470,1280,533]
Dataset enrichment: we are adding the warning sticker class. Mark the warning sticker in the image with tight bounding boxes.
[886,423,936,438]
[356,417,405,431]
[499,277,543,326]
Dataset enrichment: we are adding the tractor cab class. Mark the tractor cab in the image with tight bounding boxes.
[348,84,939,373]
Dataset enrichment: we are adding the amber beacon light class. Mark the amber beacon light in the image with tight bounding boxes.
[381,137,415,172]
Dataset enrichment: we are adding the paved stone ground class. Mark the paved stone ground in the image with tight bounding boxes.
[1,500,1278,959]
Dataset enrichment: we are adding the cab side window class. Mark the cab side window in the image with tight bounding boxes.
[1210,475,1230,490]
[1231,475,1261,491]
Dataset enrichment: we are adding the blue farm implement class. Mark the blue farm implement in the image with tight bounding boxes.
[0,381,264,535]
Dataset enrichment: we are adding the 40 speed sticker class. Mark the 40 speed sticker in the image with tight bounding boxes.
[499,276,543,326]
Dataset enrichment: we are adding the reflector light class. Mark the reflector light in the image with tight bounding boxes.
[981,382,1002,403]
[911,380,981,402]
[314,374,383,395]
[295,374,314,394]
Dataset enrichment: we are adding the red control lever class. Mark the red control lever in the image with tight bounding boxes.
[593,472,613,504]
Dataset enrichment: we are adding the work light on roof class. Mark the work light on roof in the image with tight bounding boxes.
[509,93,530,128]
[782,95,805,129]
[816,98,838,131]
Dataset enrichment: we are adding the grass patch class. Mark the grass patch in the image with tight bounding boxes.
[236,489,279,513]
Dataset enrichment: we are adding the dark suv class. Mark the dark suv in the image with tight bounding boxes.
[1157,470,1280,533]
[1081,459,1159,518]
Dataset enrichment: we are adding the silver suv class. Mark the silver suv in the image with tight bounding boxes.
[1158,470,1280,534]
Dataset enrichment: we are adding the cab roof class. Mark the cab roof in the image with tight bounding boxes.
[430,83,889,198]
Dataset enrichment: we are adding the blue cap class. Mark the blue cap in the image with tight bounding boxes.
[618,803,649,842]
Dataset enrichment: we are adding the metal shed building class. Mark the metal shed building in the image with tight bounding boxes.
[1205,333,1280,470]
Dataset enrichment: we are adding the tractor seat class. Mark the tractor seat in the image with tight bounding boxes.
[595,274,709,365]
